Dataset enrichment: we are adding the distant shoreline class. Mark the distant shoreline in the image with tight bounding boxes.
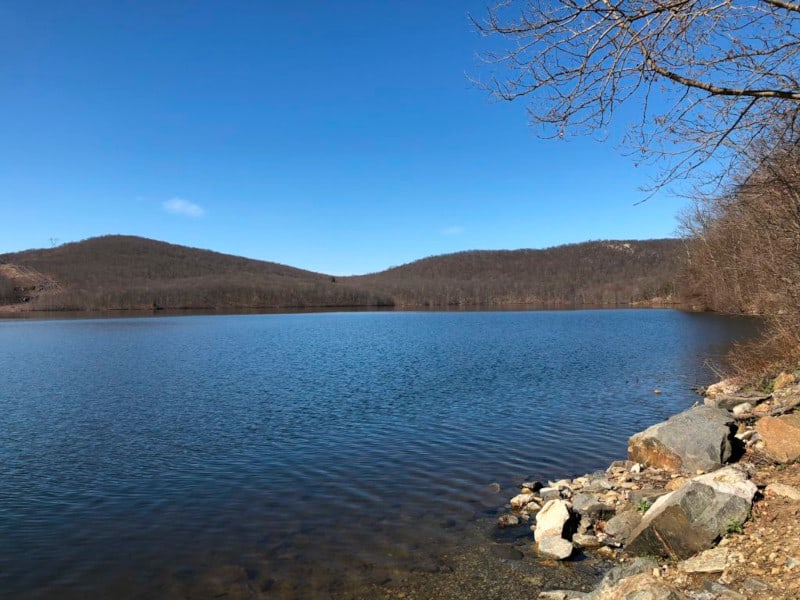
[0,300,690,320]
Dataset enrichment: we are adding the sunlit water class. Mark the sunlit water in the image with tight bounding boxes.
[0,310,757,598]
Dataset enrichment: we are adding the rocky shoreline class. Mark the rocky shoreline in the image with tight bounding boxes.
[496,372,800,599]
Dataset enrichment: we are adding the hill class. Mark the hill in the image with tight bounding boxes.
[345,239,684,307]
[0,236,684,312]
[0,236,389,311]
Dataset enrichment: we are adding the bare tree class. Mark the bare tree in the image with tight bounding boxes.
[473,0,800,190]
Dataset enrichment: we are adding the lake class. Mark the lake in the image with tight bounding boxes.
[0,309,757,599]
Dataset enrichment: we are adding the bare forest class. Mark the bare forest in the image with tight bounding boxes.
[0,235,682,312]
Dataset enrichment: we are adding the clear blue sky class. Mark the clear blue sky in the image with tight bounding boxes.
[1,1,688,276]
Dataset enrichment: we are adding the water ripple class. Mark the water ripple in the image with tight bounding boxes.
[0,310,758,598]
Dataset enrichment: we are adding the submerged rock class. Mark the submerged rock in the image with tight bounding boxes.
[497,514,520,528]
[625,466,757,560]
[627,406,736,473]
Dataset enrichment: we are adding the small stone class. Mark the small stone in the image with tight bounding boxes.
[678,547,734,573]
[706,378,743,398]
[498,514,520,528]
[537,592,568,600]
[539,487,562,502]
[766,482,800,501]
[732,402,753,416]
[572,533,601,549]
[510,493,535,509]
[630,462,642,474]
[742,578,770,593]
[704,581,747,599]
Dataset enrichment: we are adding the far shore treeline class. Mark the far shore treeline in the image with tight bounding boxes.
[0,235,682,312]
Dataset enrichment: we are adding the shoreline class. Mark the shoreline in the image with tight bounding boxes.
[489,374,800,599]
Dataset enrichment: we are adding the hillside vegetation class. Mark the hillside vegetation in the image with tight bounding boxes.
[0,235,684,312]
[346,239,682,307]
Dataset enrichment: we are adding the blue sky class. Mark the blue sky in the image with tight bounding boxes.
[1,1,688,275]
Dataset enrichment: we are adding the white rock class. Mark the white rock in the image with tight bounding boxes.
[510,492,535,509]
[534,499,572,542]
[537,535,574,560]
[706,378,743,398]
[732,402,753,416]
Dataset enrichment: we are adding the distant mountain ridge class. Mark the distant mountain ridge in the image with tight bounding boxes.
[0,235,684,312]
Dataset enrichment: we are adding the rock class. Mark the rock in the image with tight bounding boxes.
[774,371,797,391]
[766,482,800,501]
[595,557,659,589]
[584,559,684,599]
[534,499,573,542]
[571,492,598,513]
[706,378,742,398]
[510,492,536,509]
[627,406,736,473]
[535,499,575,561]
[665,477,689,492]
[625,466,757,560]
[731,402,752,416]
[523,481,544,492]
[587,478,615,492]
[538,535,574,560]
[497,514,520,528]
[756,414,800,462]
[540,487,562,502]
[678,547,737,573]
[538,591,589,600]
[603,510,642,544]
[573,533,602,549]
[589,573,684,600]
[627,489,669,507]
[741,578,770,593]
[708,391,771,411]
[703,581,746,599]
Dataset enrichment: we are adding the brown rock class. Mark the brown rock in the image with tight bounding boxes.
[756,414,800,463]
[774,371,797,391]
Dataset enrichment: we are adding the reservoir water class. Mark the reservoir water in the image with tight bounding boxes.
[0,309,757,598]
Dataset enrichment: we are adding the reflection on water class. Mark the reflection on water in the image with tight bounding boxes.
[0,310,758,598]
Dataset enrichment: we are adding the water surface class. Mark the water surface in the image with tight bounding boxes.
[0,309,757,598]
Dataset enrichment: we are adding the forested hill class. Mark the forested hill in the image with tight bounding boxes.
[0,236,390,311]
[344,239,684,307]
[0,235,684,312]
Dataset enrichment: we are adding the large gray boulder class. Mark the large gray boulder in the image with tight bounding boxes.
[627,406,737,473]
[625,466,757,560]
